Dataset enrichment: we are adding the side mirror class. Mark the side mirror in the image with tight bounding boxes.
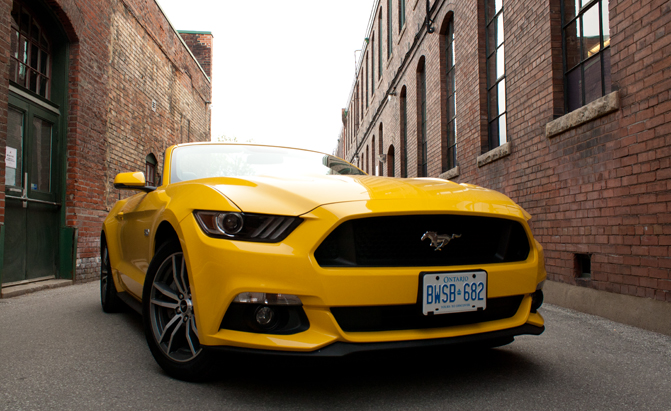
[114,172,155,192]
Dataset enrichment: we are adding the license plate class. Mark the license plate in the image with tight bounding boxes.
[421,271,487,315]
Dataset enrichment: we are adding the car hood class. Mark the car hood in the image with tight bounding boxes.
[195,175,528,219]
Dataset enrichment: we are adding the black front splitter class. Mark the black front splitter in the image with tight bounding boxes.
[203,323,544,358]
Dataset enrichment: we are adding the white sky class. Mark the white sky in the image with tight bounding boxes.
[155,0,377,154]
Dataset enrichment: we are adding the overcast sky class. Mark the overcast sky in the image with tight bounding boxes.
[155,0,376,154]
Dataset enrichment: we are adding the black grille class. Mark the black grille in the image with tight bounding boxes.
[314,215,530,267]
[331,295,523,332]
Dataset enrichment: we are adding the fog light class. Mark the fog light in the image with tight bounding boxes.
[255,306,275,326]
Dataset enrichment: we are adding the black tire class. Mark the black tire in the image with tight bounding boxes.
[101,237,124,313]
[142,239,215,381]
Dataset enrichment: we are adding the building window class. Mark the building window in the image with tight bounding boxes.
[387,145,395,177]
[371,34,375,92]
[400,86,408,178]
[387,0,393,58]
[10,1,52,99]
[365,145,370,174]
[378,10,383,78]
[378,123,384,176]
[359,80,363,120]
[360,78,363,118]
[355,84,359,133]
[486,0,507,150]
[445,18,457,171]
[562,0,611,112]
[417,58,428,177]
[372,136,376,176]
[146,154,157,186]
[365,53,369,108]
[399,0,406,31]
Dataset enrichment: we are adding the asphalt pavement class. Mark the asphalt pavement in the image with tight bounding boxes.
[1,282,670,410]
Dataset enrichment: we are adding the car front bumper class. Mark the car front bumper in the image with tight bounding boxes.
[179,201,547,353]
[202,323,545,357]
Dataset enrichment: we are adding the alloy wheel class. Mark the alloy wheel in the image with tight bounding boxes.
[148,251,202,362]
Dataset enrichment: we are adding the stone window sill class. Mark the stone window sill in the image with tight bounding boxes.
[545,91,620,138]
[477,142,512,167]
[439,166,460,180]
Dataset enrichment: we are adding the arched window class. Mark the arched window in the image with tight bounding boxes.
[365,52,369,108]
[387,145,395,177]
[371,34,375,93]
[387,0,393,58]
[400,86,408,178]
[378,123,384,176]
[146,153,158,186]
[442,16,457,171]
[372,136,376,176]
[10,2,52,98]
[365,145,369,174]
[360,78,363,119]
[378,9,383,78]
[417,57,428,177]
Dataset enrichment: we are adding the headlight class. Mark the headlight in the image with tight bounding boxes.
[194,211,302,242]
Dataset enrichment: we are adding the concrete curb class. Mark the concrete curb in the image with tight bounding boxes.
[544,280,671,336]
[1,279,73,298]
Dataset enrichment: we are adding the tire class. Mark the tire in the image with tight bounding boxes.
[101,238,124,313]
[142,239,215,381]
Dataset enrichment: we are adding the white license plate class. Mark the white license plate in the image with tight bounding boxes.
[421,271,487,315]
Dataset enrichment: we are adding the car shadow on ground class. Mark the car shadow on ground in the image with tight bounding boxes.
[107,301,545,406]
[201,341,545,407]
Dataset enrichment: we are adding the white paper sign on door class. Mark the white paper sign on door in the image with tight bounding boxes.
[6,147,17,169]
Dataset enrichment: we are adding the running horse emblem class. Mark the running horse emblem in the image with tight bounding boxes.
[421,231,462,251]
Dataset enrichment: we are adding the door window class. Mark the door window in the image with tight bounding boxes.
[6,107,24,189]
[6,94,59,202]
[30,116,53,193]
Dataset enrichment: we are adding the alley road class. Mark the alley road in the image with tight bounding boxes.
[1,282,670,410]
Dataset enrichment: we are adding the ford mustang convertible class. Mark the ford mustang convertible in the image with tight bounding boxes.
[101,142,545,380]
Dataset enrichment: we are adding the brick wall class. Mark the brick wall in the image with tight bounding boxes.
[0,0,212,283]
[178,31,213,79]
[339,0,671,303]
[87,0,212,281]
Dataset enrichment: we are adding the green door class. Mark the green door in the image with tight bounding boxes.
[3,93,60,284]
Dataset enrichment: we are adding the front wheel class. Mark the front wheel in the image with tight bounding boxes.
[101,238,123,313]
[142,239,215,381]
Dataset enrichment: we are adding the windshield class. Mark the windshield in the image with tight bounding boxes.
[170,144,365,183]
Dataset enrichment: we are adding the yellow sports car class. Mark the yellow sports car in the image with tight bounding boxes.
[101,142,545,380]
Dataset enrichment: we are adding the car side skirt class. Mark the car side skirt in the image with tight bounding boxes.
[117,291,143,315]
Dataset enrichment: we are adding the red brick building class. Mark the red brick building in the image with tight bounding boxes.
[0,0,212,292]
[337,0,671,332]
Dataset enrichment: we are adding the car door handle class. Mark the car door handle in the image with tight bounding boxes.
[116,212,124,220]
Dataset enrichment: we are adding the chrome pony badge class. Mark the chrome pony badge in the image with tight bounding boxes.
[421,231,462,251]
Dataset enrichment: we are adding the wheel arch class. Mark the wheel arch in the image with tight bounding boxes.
[100,229,107,253]
[154,221,180,254]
